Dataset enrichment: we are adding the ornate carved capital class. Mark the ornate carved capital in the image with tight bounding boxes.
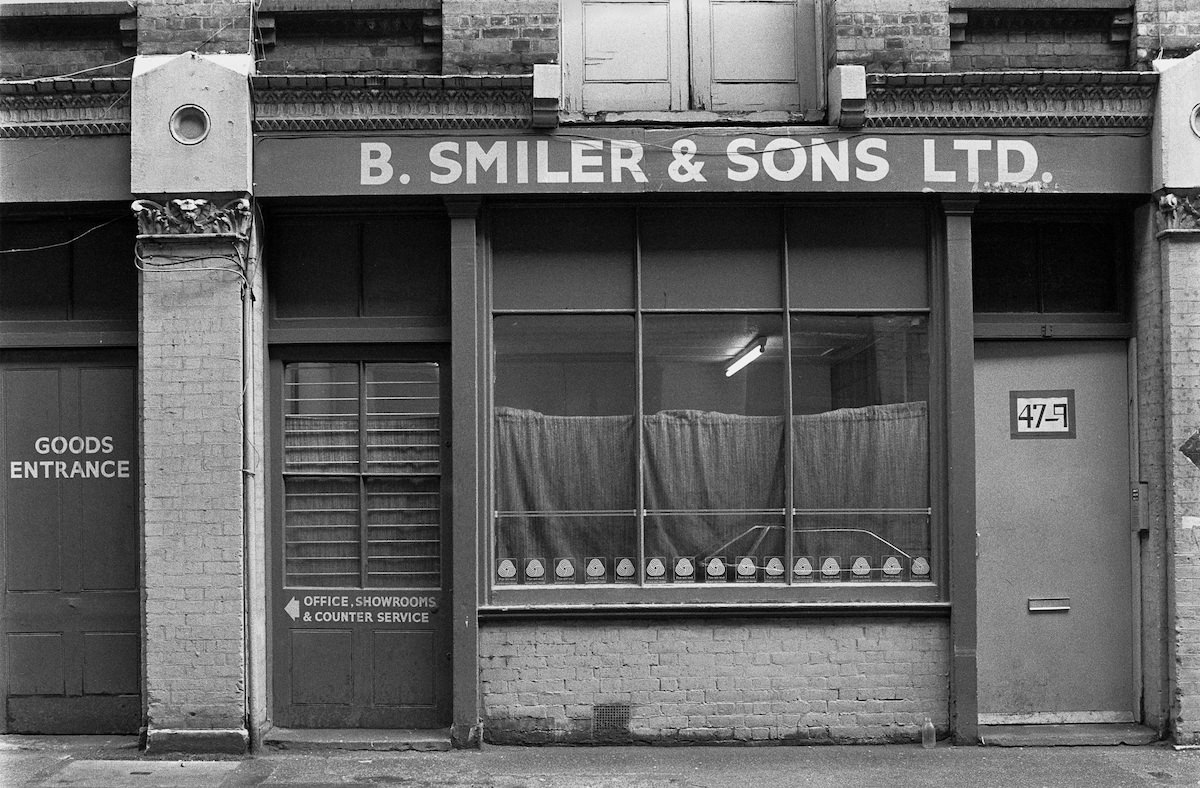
[1158,192,1200,234]
[131,197,253,239]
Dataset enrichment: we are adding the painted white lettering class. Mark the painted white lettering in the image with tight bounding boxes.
[51,437,67,454]
[762,138,807,182]
[9,461,22,479]
[429,141,463,185]
[536,140,569,183]
[571,140,605,183]
[35,437,50,454]
[100,435,113,453]
[855,138,890,182]
[954,139,992,183]
[997,140,1038,183]
[725,138,759,182]
[360,142,394,186]
[611,140,648,183]
[465,140,507,185]
[516,140,530,185]
[811,139,850,182]
[118,460,130,478]
[923,139,956,182]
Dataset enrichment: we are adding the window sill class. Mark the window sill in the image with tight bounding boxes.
[480,597,949,620]
[559,109,826,126]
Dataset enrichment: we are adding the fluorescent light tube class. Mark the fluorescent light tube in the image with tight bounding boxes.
[725,337,766,377]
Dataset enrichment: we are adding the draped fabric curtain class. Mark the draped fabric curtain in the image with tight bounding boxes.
[494,401,928,579]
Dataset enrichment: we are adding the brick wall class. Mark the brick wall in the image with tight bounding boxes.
[257,11,441,74]
[141,247,247,737]
[951,10,1129,71]
[1161,231,1200,745]
[480,618,950,744]
[443,0,558,75]
[0,15,132,80]
[137,0,253,57]
[1136,0,1200,63]
[831,0,951,73]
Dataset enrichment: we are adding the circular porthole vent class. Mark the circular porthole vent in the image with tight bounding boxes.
[1191,103,1200,140]
[169,104,211,145]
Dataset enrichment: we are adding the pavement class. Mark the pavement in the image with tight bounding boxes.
[1,735,1199,788]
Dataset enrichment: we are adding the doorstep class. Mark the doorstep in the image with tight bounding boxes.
[978,723,1159,747]
[262,727,452,752]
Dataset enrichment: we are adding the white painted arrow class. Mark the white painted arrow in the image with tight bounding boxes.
[285,597,300,621]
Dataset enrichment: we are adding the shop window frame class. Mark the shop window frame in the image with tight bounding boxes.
[483,199,947,612]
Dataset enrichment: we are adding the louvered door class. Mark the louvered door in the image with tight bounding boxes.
[273,360,451,728]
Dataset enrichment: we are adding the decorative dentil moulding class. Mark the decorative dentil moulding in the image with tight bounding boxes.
[131,197,252,239]
[1158,192,1200,234]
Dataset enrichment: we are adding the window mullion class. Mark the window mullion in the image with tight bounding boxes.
[781,208,794,585]
[634,207,646,587]
[358,361,369,589]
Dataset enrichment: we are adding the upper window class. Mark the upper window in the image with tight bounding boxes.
[0,213,136,323]
[560,0,822,115]
[972,216,1126,315]
[490,204,934,602]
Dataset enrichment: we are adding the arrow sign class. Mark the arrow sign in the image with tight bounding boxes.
[285,597,300,621]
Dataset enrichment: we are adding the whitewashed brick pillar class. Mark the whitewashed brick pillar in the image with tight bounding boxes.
[132,201,257,753]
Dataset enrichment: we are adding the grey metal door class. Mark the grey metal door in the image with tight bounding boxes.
[974,340,1135,723]
[1,351,139,733]
[272,359,451,728]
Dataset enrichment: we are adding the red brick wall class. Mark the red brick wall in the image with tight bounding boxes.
[831,0,951,73]
[0,16,131,80]
[137,0,253,56]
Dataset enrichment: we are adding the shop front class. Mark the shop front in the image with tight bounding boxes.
[254,125,1150,742]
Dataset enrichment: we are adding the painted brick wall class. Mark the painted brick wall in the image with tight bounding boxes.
[480,618,950,744]
[443,0,558,75]
[831,0,952,73]
[141,251,246,734]
[1161,231,1200,745]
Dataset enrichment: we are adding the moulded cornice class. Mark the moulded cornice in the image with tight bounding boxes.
[252,75,534,131]
[865,71,1157,129]
[0,78,131,137]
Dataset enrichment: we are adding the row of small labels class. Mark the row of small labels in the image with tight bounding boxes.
[496,556,931,584]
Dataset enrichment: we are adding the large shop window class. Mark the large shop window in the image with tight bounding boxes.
[490,205,934,601]
[282,361,442,588]
[560,0,821,114]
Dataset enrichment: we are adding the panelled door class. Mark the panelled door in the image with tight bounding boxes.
[975,340,1135,723]
[273,359,451,728]
[1,350,139,733]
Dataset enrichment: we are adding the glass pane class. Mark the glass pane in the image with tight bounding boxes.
[642,314,787,513]
[73,218,136,320]
[1040,222,1121,313]
[494,514,637,586]
[494,315,637,584]
[645,514,787,584]
[284,477,360,587]
[791,512,931,583]
[0,220,71,320]
[366,476,440,588]
[362,216,449,316]
[972,222,1038,312]
[788,206,928,309]
[366,363,440,475]
[640,207,782,309]
[790,314,929,510]
[492,206,635,310]
[284,363,360,474]
[270,218,360,318]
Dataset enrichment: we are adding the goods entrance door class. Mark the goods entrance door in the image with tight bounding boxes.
[272,359,451,728]
[974,340,1135,723]
[1,350,139,733]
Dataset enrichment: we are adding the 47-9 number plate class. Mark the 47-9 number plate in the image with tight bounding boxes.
[1010,389,1075,439]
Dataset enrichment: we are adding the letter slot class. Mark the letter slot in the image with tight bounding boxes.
[1028,597,1070,613]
